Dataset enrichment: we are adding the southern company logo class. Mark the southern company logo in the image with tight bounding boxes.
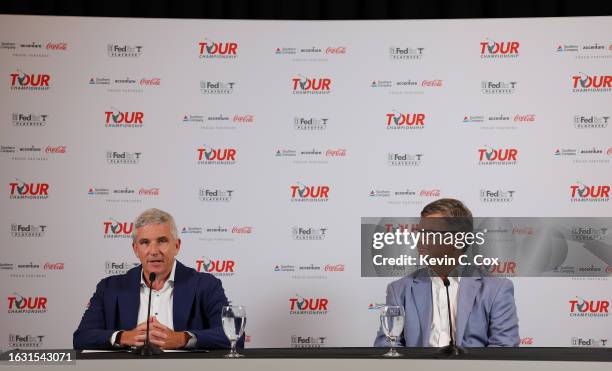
[198,38,238,59]
[480,39,520,58]
[9,70,50,91]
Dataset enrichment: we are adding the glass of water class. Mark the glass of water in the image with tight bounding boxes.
[222,305,246,358]
[380,305,405,357]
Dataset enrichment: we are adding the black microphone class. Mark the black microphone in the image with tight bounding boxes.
[132,271,163,355]
[437,277,465,357]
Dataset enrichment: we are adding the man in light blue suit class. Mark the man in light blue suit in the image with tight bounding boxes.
[374,198,519,348]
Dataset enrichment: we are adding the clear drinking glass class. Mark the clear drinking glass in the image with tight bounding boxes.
[222,305,247,358]
[380,305,405,357]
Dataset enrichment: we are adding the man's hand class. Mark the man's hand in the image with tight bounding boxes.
[118,319,152,347]
[148,317,190,349]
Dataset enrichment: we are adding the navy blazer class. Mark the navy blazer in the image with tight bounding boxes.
[73,260,240,349]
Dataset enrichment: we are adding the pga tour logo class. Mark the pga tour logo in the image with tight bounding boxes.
[104,108,144,128]
[198,38,238,59]
[10,70,50,91]
[480,38,520,58]
[290,182,330,202]
[570,181,610,202]
[292,75,332,95]
[386,110,426,130]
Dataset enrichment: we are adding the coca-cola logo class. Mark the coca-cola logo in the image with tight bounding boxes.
[43,262,64,270]
[520,337,534,345]
[140,78,160,86]
[231,226,252,234]
[514,114,536,122]
[324,264,345,272]
[420,189,441,197]
[46,42,67,50]
[325,149,346,157]
[138,187,159,196]
[233,114,254,123]
[422,79,443,87]
[45,146,66,154]
[325,47,346,54]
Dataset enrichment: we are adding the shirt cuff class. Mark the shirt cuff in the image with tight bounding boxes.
[110,331,121,347]
[185,331,197,349]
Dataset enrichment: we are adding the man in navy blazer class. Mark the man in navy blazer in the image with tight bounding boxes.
[374,199,519,347]
[74,208,238,350]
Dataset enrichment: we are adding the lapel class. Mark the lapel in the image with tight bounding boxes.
[411,271,432,346]
[456,273,482,346]
[118,265,141,330]
[172,260,195,331]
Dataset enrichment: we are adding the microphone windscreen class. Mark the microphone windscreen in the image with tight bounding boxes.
[149,272,156,282]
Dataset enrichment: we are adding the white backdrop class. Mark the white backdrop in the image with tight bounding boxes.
[0,15,610,350]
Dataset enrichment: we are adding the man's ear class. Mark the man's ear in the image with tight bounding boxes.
[132,241,139,258]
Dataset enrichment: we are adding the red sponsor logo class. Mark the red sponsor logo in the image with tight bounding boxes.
[289,297,328,311]
[45,146,66,154]
[514,114,535,122]
[195,259,235,273]
[46,42,67,50]
[520,337,534,345]
[7,296,47,310]
[478,147,518,162]
[570,183,610,199]
[324,264,345,272]
[325,47,346,54]
[104,111,144,125]
[421,79,443,87]
[103,221,134,237]
[386,112,426,127]
[10,71,50,87]
[325,149,346,157]
[231,226,252,234]
[292,76,332,91]
[197,147,237,162]
[489,261,517,274]
[480,40,520,55]
[138,187,159,196]
[198,40,238,56]
[290,184,330,199]
[9,182,49,196]
[233,114,254,123]
[420,189,441,197]
[569,299,609,313]
[43,263,64,270]
[140,78,160,86]
[572,74,612,89]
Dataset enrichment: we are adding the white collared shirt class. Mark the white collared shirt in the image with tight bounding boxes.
[110,261,196,348]
[429,275,460,347]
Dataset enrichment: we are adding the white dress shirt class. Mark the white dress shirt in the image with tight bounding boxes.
[429,275,460,347]
[110,261,196,348]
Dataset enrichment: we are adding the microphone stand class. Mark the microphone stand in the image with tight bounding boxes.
[438,277,466,357]
[132,272,163,356]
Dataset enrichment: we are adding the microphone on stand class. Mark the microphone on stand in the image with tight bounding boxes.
[438,277,466,357]
[133,271,163,356]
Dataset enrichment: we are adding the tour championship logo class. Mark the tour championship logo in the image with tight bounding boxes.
[196,145,237,165]
[199,188,234,202]
[292,75,332,95]
[11,112,48,127]
[480,189,515,203]
[290,335,327,348]
[7,293,47,314]
[198,38,238,59]
[103,219,134,239]
[480,38,520,58]
[569,297,609,318]
[388,46,424,60]
[570,181,610,203]
[106,151,142,165]
[571,73,612,93]
[387,153,423,166]
[200,80,235,94]
[10,224,47,238]
[105,261,139,275]
[8,333,45,348]
[107,44,143,57]
[292,227,328,240]
[104,108,144,128]
[290,182,330,202]
[481,80,517,94]
[8,180,49,199]
[573,115,609,129]
[9,70,50,91]
[478,146,518,166]
[195,257,236,277]
[294,116,329,130]
[289,295,329,315]
[386,110,426,130]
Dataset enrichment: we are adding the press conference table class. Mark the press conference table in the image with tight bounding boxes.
[71,347,612,371]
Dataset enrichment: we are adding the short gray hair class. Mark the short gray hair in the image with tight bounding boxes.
[132,208,178,241]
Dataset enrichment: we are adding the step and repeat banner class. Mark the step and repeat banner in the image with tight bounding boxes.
[0,15,610,350]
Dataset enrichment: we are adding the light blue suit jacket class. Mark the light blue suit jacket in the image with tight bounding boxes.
[374,269,519,347]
